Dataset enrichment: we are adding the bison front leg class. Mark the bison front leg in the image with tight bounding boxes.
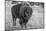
[19,18,23,28]
[24,23,27,29]
[21,24,23,28]
[24,20,28,29]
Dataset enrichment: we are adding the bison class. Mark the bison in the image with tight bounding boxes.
[11,3,32,28]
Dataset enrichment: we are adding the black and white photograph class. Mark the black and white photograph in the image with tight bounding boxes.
[5,0,44,31]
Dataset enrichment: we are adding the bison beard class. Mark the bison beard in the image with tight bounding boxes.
[11,4,32,28]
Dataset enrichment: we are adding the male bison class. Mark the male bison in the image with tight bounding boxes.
[11,3,32,28]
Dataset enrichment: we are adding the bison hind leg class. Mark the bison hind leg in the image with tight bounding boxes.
[13,16,17,26]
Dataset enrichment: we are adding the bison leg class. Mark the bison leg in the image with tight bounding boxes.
[19,18,23,28]
[20,22,23,28]
[21,24,23,28]
[13,16,17,26]
[24,20,28,28]
[24,23,27,28]
[19,21,23,28]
